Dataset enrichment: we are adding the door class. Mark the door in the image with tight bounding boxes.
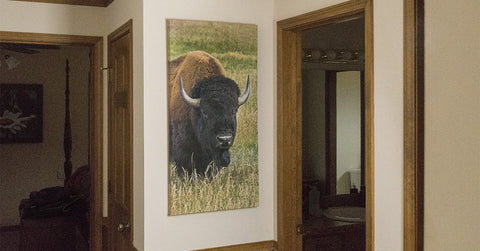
[277,1,374,250]
[107,19,133,251]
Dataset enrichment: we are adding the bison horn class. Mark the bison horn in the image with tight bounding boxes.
[238,75,251,106]
[180,76,200,108]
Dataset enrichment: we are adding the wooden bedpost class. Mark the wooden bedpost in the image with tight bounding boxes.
[64,59,72,185]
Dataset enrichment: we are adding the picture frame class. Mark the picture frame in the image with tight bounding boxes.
[0,83,43,144]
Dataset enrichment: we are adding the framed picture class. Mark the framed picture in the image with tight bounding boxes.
[166,19,258,215]
[0,84,43,143]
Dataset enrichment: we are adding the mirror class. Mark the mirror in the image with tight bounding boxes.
[328,71,364,195]
[302,70,364,195]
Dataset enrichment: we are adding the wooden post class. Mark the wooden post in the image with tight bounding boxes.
[64,59,72,185]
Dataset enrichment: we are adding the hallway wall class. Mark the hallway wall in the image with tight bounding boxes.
[142,0,275,250]
[424,0,480,250]
[0,0,104,36]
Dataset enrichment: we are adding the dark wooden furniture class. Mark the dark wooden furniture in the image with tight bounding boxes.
[19,216,83,251]
[303,216,365,251]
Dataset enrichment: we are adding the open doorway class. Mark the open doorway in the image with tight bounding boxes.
[301,17,366,251]
[276,1,374,250]
[0,32,103,251]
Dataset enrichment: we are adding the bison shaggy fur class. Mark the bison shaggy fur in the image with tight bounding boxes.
[168,51,248,175]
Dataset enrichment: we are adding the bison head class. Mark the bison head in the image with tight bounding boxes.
[180,75,250,167]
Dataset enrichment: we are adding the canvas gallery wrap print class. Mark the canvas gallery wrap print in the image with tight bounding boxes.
[167,19,258,215]
[0,84,43,143]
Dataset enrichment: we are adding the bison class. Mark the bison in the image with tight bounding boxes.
[168,51,250,175]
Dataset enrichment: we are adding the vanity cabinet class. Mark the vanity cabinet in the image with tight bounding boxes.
[303,217,365,251]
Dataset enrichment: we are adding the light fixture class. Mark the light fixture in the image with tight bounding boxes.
[303,48,364,64]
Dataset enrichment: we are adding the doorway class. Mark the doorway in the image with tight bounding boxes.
[0,31,104,250]
[276,0,374,250]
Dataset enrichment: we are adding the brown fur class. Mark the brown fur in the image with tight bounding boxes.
[168,51,226,129]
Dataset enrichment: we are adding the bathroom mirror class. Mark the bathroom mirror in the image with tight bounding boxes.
[302,69,365,196]
[327,71,364,195]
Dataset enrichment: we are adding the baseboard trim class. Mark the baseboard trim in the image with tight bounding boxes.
[194,240,277,251]
[0,225,21,232]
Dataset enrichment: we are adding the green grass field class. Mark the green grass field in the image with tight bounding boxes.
[167,19,259,215]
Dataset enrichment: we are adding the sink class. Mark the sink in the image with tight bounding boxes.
[323,207,365,223]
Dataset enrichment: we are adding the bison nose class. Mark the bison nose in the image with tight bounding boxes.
[216,134,233,149]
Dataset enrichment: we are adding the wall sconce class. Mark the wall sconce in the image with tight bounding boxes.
[303,48,364,64]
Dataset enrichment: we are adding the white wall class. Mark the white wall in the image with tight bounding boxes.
[424,0,480,250]
[0,46,90,226]
[143,0,275,250]
[0,0,104,36]
[274,0,404,250]
[371,0,404,249]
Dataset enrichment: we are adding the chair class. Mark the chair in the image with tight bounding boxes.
[18,165,90,251]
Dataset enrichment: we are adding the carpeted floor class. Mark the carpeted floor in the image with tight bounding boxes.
[0,224,87,251]
[0,227,20,251]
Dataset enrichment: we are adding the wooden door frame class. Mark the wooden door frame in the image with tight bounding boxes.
[404,0,424,250]
[0,31,104,251]
[276,0,374,250]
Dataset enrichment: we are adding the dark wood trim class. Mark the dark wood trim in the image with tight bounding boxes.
[0,31,104,251]
[276,1,374,250]
[0,31,101,45]
[404,0,424,250]
[325,71,337,195]
[363,1,374,249]
[64,59,73,184]
[277,0,366,31]
[0,225,21,232]
[108,19,133,42]
[12,0,113,7]
[194,240,277,251]
[360,71,365,189]
[277,26,303,251]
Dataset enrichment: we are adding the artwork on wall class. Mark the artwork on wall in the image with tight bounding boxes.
[0,84,43,144]
[166,19,259,215]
